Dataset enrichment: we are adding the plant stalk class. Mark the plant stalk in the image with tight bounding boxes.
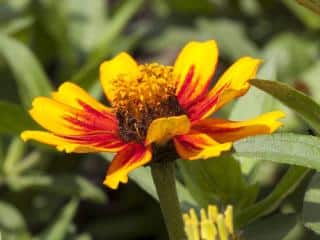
[151,161,186,240]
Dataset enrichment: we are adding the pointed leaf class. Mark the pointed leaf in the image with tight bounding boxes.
[251,79,320,134]
[234,133,320,170]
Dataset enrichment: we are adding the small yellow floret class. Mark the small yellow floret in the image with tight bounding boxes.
[183,205,237,240]
[112,63,175,115]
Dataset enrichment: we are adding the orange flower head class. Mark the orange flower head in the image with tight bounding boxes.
[21,40,285,189]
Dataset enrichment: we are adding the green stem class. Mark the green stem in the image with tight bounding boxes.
[151,161,186,240]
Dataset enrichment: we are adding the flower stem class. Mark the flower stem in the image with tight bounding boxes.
[151,161,186,240]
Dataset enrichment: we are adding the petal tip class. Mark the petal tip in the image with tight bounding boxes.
[20,131,29,142]
[103,174,128,190]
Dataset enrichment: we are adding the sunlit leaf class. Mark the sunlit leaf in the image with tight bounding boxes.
[234,133,320,170]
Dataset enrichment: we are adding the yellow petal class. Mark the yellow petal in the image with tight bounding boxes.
[145,115,191,145]
[174,133,232,160]
[100,52,140,102]
[213,57,262,110]
[21,130,126,153]
[197,57,262,120]
[104,144,152,189]
[174,40,219,106]
[192,111,285,143]
[52,82,112,113]
[29,97,80,135]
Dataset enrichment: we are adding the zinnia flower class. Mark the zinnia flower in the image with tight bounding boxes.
[21,40,284,189]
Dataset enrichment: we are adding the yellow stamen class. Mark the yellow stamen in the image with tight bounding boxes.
[112,63,185,143]
[112,63,175,113]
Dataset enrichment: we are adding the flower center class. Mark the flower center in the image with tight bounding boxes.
[112,63,184,143]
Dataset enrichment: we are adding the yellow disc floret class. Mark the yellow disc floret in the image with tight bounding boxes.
[112,63,175,115]
[112,63,184,143]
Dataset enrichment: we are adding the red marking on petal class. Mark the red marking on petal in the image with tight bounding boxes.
[78,100,116,122]
[175,135,203,151]
[108,143,147,174]
[61,132,125,149]
[63,99,118,133]
[184,82,230,122]
[177,65,195,100]
[55,98,124,150]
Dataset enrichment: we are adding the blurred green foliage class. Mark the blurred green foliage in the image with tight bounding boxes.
[1,0,320,239]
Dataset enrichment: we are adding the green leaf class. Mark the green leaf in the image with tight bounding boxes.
[251,79,320,134]
[302,173,320,234]
[196,19,259,59]
[283,0,320,29]
[66,0,109,53]
[3,137,25,175]
[7,174,106,203]
[145,18,259,60]
[0,34,52,107]
[236,165,309,227]
[234,133,318,226]
[296,0,320,15]
[234,133,320,170]
[179,154,258,209]
[40,198,79,240]
[0,16,34,35]
[243,214,298,240]
[301,61,320,103]
[0,201,30,239]
[30,0,76,79]
[263,33,318,83]
[100,153,196,206]
[72,0,144,89]
[0,100,36,134]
